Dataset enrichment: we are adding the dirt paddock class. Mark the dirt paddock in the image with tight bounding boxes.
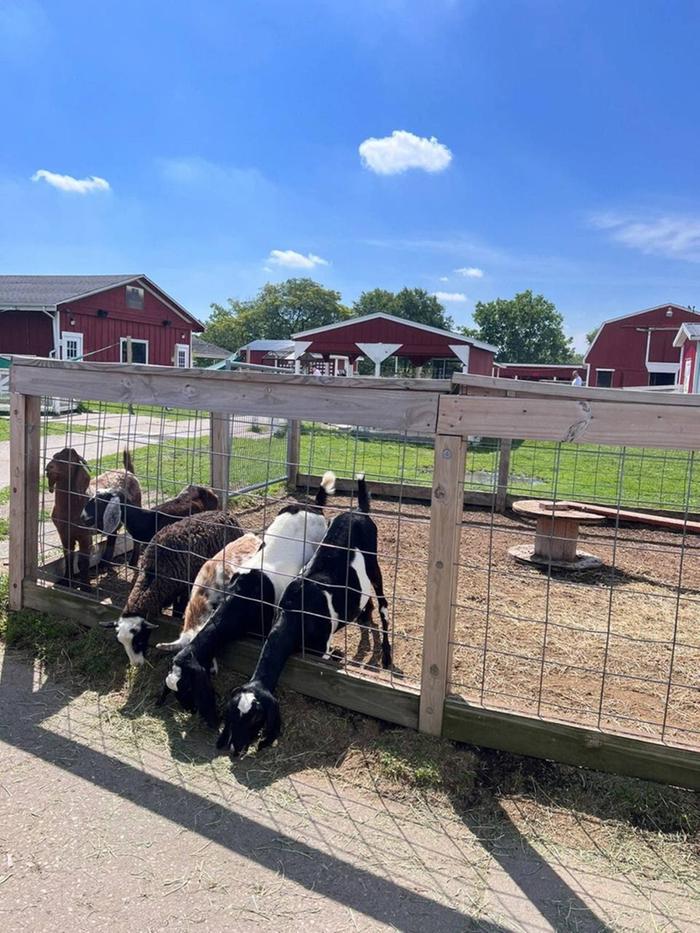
[39,490,700,753]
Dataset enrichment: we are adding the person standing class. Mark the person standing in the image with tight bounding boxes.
[571,370,583,387]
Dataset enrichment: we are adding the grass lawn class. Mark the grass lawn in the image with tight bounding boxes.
[69,419,700,513]
[0,418,96,443]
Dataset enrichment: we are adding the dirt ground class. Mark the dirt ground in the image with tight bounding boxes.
[2,643,700,932]
[38,492,700,752]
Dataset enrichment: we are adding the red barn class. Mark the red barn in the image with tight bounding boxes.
[291,312,497,377]
[0,275,202,366]
[584,303,700,388]
[674,323,700,393]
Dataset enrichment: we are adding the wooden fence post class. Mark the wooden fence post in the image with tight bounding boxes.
[9,392,41,611]
[495,438,512,514]
[210,413,232,506]
[287,419,301,489]
[419,432,468,735]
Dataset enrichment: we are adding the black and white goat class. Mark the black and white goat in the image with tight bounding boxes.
[102,510,245,665]
[81,483,219,566]
[216,474,391,756]
[160,472,336,727]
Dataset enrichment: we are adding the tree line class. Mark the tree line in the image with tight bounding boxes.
[203,278,582,364]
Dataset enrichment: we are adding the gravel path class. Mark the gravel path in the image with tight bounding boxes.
[1,645,698,932]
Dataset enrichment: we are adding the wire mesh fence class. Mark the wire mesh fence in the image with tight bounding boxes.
[449,438,700,752]
[9,360,700,787]
[35,401,433,688]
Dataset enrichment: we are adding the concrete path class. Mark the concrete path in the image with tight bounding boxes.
[1,646,698,932]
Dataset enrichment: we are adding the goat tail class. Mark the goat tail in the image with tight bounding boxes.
[356,472,371,513]
[314,470,336,510]
[123,449,135,475]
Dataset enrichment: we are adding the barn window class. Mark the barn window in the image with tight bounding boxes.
[596,369,613,388]
[125,285,144,310]
[120,338,149,364]
[61,332,83,361]
[175,343,190,368]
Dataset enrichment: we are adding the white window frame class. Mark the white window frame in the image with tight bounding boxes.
[61,331,83,361]
[120,338,149,364]
[175,343,190,368]
[595,368,614,388]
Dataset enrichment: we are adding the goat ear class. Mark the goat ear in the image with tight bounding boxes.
[102,495,122,535]
[71,460,91,494]
[259,696,281,750]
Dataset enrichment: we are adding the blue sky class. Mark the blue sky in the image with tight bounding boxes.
[2,0,700,349]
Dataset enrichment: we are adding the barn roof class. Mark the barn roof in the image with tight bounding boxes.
[191,336,233,359]
[673,323,700,347]
[241,339,295,352]
[293,312,498,353]
[0,274,203,329]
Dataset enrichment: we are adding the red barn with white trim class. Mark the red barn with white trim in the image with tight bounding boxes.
[0,275,202,366]
[584,303,700,388]
[291,312,498,377]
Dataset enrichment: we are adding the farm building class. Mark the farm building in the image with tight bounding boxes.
[584,302,700,388]
[493,362,583,383]
[673,322,700,392]
[0,274,202,366]
[285,312,498,377]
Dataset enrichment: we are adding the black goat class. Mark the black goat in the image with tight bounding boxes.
[216,474,391,756]
[81,483,219,566]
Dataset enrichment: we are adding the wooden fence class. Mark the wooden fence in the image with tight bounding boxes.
[8,357,700,790]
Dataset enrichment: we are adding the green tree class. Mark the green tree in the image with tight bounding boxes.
[586,326,599,346]
[469,290,575,363]
[352,287,453,330]
[203,278,350,351]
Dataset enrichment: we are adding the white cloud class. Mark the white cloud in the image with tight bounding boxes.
[434,291,467,303]
[439,276,450,282]
[31,169,110,194]
[591,212,700,262]
[268,249,329,269]
[359,130,452,175]
[455,266,483,278]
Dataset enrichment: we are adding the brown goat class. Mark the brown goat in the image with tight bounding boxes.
[46,448,142,588]
[45,447,93,589]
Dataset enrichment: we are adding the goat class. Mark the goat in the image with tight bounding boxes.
[155,532,262,653]
[81,483,219,566]
[45,447,93,590]
[79,450,142,568]
[101,510,244,665]
[45,448,141,589]
[216,474,391,756]
[160,471,336,727]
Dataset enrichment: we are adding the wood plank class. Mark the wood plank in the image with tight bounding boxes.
[23,396,42,582]
[495,438,512,514]
[9,393,27,610]
[11,357,449,392]
[438,394,700,450]
[21,581,419,729]
[442,697,700,791]
[418,435,468,735]
[11,360,442,433]
[296,473,495,508]
[559,501,700,533]
[286,420,301,487]
[453,371,700,407]
[209,413,232,504]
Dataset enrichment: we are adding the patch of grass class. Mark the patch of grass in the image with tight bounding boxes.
[0,517,9,541]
